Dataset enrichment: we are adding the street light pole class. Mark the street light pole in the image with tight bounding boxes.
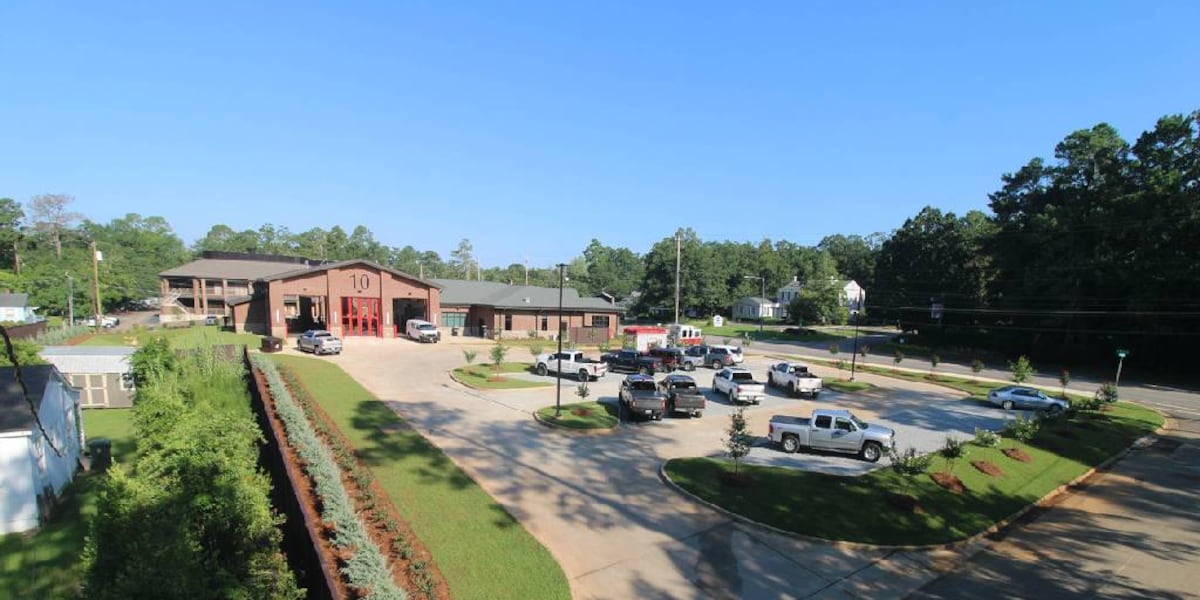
[849,291,863,381]
[555,263,566,418]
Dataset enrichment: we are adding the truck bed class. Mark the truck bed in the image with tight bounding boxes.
[769,415,811,427]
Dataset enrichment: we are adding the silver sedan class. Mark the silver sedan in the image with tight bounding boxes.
[987,385,1068,414]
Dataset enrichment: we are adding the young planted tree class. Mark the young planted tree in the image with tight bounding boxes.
[929,353,940,376]
[576,382,590,402]
[490,344,509,378]
[888,446,932,496]
[939,436,968,473]
[971,358,984,377]
[724,407,752,475]
[828,343,840,358]
[528,344,544,360]
[893,350,904,368]
[462,349,478,374]
[1009,355,1034,384]
[1059,369,1071,399]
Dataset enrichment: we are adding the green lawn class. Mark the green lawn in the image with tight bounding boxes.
[80,325,262,348]
[0,409,135,599]
[269,355,570,600]
[824,379,875,393]
[451,362,553,390]
[666,402,1162,545]
[535,401,619,430]
[691,321,839,343]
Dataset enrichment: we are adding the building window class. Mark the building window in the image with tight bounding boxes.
[120,372,136,391]
[504,314,513,331]
[540,315,548,331]
[591,315,610,328]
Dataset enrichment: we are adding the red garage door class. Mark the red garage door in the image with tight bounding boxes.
[342,297,380,337]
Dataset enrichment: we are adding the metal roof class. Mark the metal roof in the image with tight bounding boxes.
[40,346,135,375]
[0,293,29,308]
[0,365,57,433]
[431,279,615,312]
[160,258,306,280]
[262,259,441,289]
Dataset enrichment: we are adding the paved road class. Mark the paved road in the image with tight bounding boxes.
[318,337,993,599]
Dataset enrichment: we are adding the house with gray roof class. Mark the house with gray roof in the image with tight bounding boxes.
[39,346,137,409]
[431,279,620,342]
[0,293,39,324]
[1,365,84,534]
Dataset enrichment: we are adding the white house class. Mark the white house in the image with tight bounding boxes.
[0,293,39,324]
[1,365,84,535]
[777,277,866,317]
[732,297,782,320]
[40,346,137,409]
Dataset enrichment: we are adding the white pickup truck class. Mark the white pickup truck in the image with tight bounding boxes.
[534,350,610,382]
[767,362,823,398]
[711,367,766,404]
[768,409,896,463]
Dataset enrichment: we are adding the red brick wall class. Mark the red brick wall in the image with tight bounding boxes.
[266,264,441,338]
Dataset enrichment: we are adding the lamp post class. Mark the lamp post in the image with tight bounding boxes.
[849,291,863,381]
[743,275,765,333]
[555,263,566,417]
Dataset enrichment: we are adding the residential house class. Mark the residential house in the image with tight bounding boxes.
[432,279,621,342]
[39,346,137,409]
[777,277,866,317]
[0,293,39,324]
[0,365,84,534]
[731,297,782,320]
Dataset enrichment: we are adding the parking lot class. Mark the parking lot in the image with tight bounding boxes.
[317,337,1040,599]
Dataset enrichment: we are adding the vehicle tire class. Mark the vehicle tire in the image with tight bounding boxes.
[790,383,799,397]
[693,411,702,418]
[535,364,548,376]
[579,369,590,382]
[711,360,722,370]
[638,366,649,375]
[781,434,800,454]
[861,442,883,463]
[666,401,675,416]
[1047,404,1064,416]
[810,391,820,399]
[684,361,695,372]
[728,389,737,404]
[1002,400,1014,411]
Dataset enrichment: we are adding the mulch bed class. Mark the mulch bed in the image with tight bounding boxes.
[885,491,924,513]
[719,471,755,488]
[1002,448,1033,462]
[930,471,966,494]
[273,365,452,600]
[971,460,1005,477]
[571,408,592,417]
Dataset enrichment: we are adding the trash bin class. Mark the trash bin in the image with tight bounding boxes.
[87,438,112,472]
[481,326,489,339]
[451,327,459,336]
[261,336,283,353]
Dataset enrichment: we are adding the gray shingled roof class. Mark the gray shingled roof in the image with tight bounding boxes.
[40,346,135,375]
[0,293,29,308]
[432,279,616,311]
[0,365,56,433]
[160,258,305,280]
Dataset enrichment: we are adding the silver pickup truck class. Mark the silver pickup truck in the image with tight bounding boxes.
[711,367,766,404]
[768,409,895,462]
[767,362,823,398]
[296,330,343,355]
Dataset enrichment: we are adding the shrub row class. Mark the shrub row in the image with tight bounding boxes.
[252,356,407,600]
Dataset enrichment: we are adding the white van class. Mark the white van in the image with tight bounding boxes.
[405,319,441,343]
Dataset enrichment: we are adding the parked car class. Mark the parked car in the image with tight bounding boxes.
[658,373,705,418]
[987,385,1068,414]
[647,347,693,371]
[619,374,667,420]
[601,349,666,375]
[405,319,441,343]
[688,345,743,370]
[296,330,343,355]
[711,367,766,404]
[83,315,119,328]
[767,362,823,398]
[768,409,896,462]
[534,350,609,382]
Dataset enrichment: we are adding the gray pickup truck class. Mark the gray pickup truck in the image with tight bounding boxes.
[619,374,667,421]
[658,373,705,418]
[767,409,895,462]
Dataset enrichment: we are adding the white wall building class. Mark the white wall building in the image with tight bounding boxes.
[777,277,866,317]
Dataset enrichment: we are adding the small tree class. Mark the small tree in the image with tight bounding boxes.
[724,407,752,475]
[1059,369,1071,399]
[722,337,732,346]
[490,344,508,378]
[888,447,932,495]
[860,344,870,358]
[1096,381,1118,404]
[893,350,904,367]
[828,343,840,358]
[1009,355,1034,384]
[836,359,848,376]
[972,427,1002,448]
[597,339,611,353]
[929,353,940,375]
[462,349,478,374]
[939,436,968,473]
[528,344,544,359]
[1002,414,1040,443]
[576,381,590,402]
[971,358,984,376]
[527,329,538,339]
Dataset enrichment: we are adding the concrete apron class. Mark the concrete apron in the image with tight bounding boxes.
[324,337,963,599]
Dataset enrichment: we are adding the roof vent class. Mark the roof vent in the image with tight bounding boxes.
[523,297,531,303]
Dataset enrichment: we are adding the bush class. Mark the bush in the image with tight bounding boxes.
[1002,414,1040,442]
[888,447,933,493]
[971,358,984,374]
[1096,381,1119,403]
[973,427,1001,448]
[940,436,968,463]
[1009,355,1034,383]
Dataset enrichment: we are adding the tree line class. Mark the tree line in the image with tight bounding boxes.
[4,108,1195,369]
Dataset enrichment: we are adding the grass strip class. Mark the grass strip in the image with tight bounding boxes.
[269,354,570,600]
[451,363,552,390]
[535,402,619,430]
[665,402,1162,545]
[824,379,875,393]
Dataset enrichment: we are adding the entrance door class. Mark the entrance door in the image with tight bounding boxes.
[342,297,381,336]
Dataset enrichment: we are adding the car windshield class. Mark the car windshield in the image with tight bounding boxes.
[851,415,868,429]
[417,324,436,330]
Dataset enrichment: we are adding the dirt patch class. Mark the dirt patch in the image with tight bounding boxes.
[1002,448,1033,462]
[486,376,506,382]
[719,471,755,488]
[571,408,592,417]
[930,471,966,494]
[885,492,925,514]
[971,460,1005,477]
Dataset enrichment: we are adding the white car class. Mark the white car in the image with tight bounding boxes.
[405,319,441,343]
[987,386,1068,415]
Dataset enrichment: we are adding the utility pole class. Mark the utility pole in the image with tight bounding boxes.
[65,273,74,326]
[674,230,681,324]
[555,263,567,417]
[91,241,102,324]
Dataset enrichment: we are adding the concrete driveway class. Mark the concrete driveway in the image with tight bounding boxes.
[317,338,1028,599]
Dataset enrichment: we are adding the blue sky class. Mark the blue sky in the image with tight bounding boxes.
[2,1,1196,267]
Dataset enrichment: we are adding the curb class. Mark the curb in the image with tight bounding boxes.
[657,413,1171,553]
[532,409,619,435]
